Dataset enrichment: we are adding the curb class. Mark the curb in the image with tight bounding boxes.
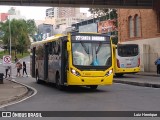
[113,79,160,88]
[0,79,29,106]
[135,73,158,77]
[0,79,37,108]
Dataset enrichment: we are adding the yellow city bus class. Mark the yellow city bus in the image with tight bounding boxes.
[30,32,114,90]
[113,43,140,77]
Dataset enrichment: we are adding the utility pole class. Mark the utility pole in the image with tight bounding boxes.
[108,9,112,36]
[9,16,11,55]
[8,15,12,79]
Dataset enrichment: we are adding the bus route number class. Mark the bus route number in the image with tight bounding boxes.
[75,36,105,41]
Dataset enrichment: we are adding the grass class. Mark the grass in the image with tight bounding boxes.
[0,50,30,61]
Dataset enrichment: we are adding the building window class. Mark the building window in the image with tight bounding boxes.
[157,11,160,33]
[129,16,134,38]
[135,15,141,37]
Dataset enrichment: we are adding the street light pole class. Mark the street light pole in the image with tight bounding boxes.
[8,15,12,79]
[9,16,11,55]
[108,8,112,20]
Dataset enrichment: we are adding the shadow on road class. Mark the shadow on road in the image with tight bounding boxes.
[36,81,109,93]
[114,74,138,79]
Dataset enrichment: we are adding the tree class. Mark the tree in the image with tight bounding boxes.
[89,8,118,44]
[89,8,109,17]
[89,8,117,19]
[0,19,36,55]
[0,21,11,52]
[26,19,37,36]
[15,19,30,55]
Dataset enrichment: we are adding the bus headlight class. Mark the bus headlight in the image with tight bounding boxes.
[71,68,81,76]
[106,69,113,76]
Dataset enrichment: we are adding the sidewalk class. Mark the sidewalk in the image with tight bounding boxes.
[136,71,158,77]
[0,58,31,107]
[0,78,28,107]
[114,71,160,88]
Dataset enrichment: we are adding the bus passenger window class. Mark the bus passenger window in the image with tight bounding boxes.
[106,56,111,66]
[49,42,53,55]
[52,41,55,55]
[57,41,60,54]
[54,41,60,55]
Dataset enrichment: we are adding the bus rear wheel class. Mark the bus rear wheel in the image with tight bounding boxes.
[90,85,98,90]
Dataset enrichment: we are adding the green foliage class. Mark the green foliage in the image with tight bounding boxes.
[112,36,118,45]
[89,8,117,19]
[27,19,37,36]
[0,19,37,55]
[89,8,118,42]
[0,50,30,61]
[89,8,109,17]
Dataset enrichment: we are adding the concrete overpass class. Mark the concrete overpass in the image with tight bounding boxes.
[0,0,159,10]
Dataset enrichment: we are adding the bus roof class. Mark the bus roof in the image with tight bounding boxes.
[31,32,110,47]
[71,32,110,37]
[117,43,138,46]
[31,34,66,46]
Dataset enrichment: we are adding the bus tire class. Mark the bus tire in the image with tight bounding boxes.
[56,73,64,90]
[90,85,98,90]
[36,71,41,84]
[115,73,124,77]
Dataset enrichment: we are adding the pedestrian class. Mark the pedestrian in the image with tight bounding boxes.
[4,66,10,78]
[16,62,22,77]
[154,57,160,75]
[22,61,28,77]
[15,56,18,63]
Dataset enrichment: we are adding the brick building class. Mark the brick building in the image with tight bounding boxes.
[118,9,160,72]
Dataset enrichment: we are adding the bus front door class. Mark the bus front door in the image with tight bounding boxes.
[44,45,49,80]
[61,38,67,84]
[31,47,36,78]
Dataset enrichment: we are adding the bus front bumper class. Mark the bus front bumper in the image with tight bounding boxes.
[115,67,140,74]
[67,73,113,86]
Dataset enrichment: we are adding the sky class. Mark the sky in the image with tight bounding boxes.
[0,5,90,20]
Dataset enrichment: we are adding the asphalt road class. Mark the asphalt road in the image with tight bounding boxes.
[2,77,160,111]
[0,56,160,120]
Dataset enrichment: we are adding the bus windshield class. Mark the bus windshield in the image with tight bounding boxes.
[72,42,111,66]
[117,44,138,57]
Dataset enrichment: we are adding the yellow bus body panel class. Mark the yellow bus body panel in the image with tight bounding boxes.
[115,67,140,74]
[66,33,114,86]
[67,70,113,85]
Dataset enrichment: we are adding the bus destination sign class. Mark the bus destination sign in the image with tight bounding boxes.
[75,36,106,41]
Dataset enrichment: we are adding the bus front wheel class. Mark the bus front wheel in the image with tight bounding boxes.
[90,85,98,90]
[115,73,124,77]
[36,72,41,84]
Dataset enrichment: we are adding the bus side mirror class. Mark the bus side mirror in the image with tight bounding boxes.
[67,42,71,51]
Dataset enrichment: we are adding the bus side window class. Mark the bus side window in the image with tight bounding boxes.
[52,41,55,55]
[36,45,43,60]
[49,42,53,55]
[54,41,60,55]
[57,41,60,55]
[106,56,111,66]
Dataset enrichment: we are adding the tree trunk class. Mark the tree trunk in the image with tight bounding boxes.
[14,48,17,57]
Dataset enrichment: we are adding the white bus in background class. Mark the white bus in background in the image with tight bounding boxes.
[113,44,140,77]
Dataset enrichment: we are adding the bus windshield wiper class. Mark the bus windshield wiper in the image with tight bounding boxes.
[96,42,102,54]
[80,42,90,54]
